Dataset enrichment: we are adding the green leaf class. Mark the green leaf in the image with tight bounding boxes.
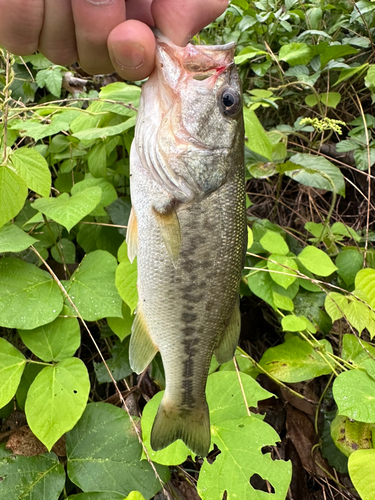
[115,248,138,313]
[51,238,76,264]
[298,246,338,276]
[247,264,276,308]
[25,358,90,450]
[0,445,65,500]
[268,254,298,289]
[0,338,26,409]
[15,363,44,411]
[198,416,292,500]
[243,107,272,161]
[234,46,267,65]
[365,64,375,89]
[259,336,333,383]
[31,187,102,232]
[73,117,136,141]
[0,258,63,329]
[67,494,129,500]
[356,268,375,307]
[325,292,348,322]
[281,314,316,332]
[66,402,169,499]
[333,369,375,423]
[341,334,375,380]
[279,42,314,66]
[71,177,117,217]
[334,64,368,86]
[0,166,28,229]
[319,92,341,108]
[10,147,51,197]
[286,153,345,196]
[99,82,141,108]
[319,45,358,69]
[305,94,319,107]
[0,223,37,252]
[259,230,289,255]
[18,315,80,362]
[64,250,122,321]
[348,449,375,500]
[94,337,132,383]
[87,142,107,178]
[331,414,372,457]
[36,67,63,97]
[107,302,134,341]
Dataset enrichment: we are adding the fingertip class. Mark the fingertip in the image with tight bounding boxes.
[108,20,155,81]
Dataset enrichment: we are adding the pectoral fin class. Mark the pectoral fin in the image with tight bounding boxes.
[129,308,158,374]
[126,207,138,263]
[152,207,181,267]
[214,300,241,364]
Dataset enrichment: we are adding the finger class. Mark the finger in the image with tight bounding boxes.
[108,20,155,81]
[71,0,126,75]
[125,0,154,26]
[39,0,78,66]
[0,0,44,55]
[152,0,228,46]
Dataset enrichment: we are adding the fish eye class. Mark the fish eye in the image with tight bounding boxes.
[218,86,241,117]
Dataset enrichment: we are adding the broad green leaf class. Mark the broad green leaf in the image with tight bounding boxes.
[73,117,136,141]
[268,254,298,289]
[348,449,375,500]
[286,153,345,196]
[0,258,63,329]
[331,414,372,457]
[94,337,132,383]
[279,42,314,66]
[36,67,63,97]
[319,92,341,108]
[116,255,138,313]
[234,46,267,65]
[0,166,28,229]
[356,268,375,307]
[25,357,90,450]
[51,238,76,264]
[333,370,375,423]
[325,292,348,322]
[247,264,276,309]
[331,222,361,241]
[0,223,37,252]
[298,246,337,276]
[18,315,80,362]
[281,314,315,332]
[259,336,333,382]
[321,410,348,474]
[365,64,375,89]
[68,494,128,500]
[65,250,122,321]
[243,107,272,161]
[345,298,370,335]
[259,231,289,255]
[71,177,117,216]
[198,416,292,500]
[305,94,318,107]
[0,338,26,409]
[334,64,368,86]
[0,445,65,500]
[319,45,358,69]
[108,302,134,341]
[273,291,294,311]
[341,334,375,380]
[31,187,102,232]
[99,82,141,107]
[66,403,169,499]
[87,142,107,178]
[10,147,51,197]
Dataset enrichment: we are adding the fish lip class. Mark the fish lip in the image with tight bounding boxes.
[152,28,236,52]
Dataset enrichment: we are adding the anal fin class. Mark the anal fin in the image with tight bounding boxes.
[126,207,138,263]
[152,207,181,267]
[129,308,158,374]
[214,299,241,364]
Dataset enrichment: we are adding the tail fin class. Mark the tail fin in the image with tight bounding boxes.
[150,396,211,457]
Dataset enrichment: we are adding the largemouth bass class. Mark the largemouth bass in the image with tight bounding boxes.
[127,32,246,457]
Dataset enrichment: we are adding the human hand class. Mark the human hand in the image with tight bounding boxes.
[0,0,228,81]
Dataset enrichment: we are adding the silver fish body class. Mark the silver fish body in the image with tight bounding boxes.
[127,32,246,457]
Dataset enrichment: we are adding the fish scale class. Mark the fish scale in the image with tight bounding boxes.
[126,31,246,457]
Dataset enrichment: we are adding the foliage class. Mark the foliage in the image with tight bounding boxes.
[1,0,375,498]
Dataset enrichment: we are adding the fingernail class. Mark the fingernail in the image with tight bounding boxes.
[111,42,145,70]
[85,0,115,5]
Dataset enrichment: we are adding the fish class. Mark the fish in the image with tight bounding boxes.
[126,31,246,458]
